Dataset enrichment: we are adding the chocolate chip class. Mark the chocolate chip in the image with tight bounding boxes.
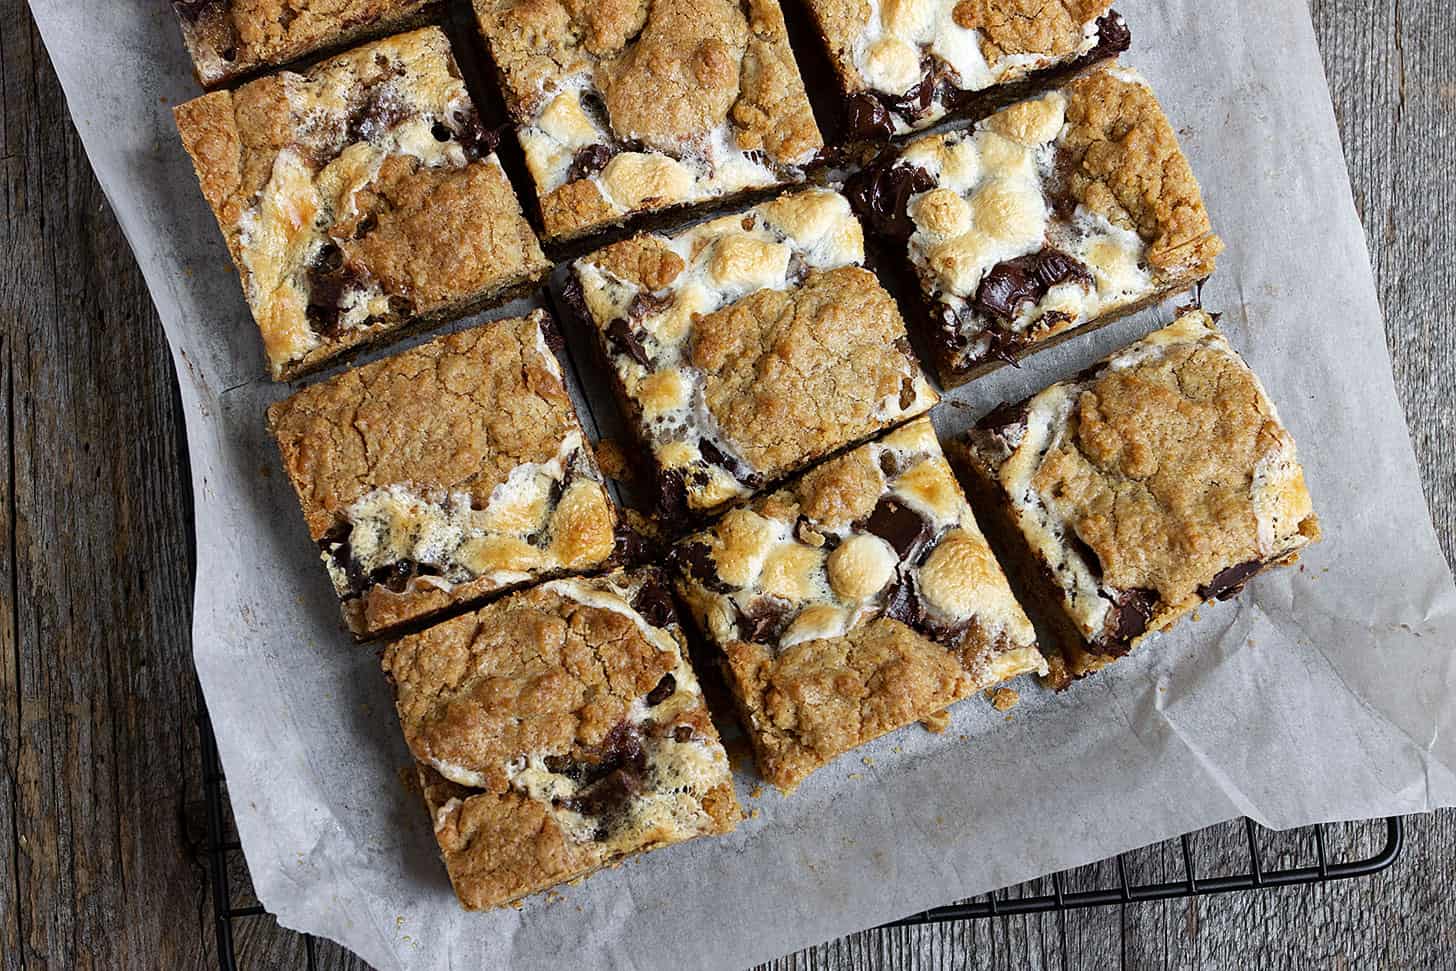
[862,498,932,562]
[1197,560,1263,602]
[567,143,614,183]
[645,673,676,706]
[898,375,918,410]
[973,249,1092,323]
[845,158,937,242]
[1099,588,1159,652]
[606,317,651,367]
[430,122,451,142]
[673,725,694,742]
[842,93,896,140]
[736,599,792,644]
[632,580,677,628]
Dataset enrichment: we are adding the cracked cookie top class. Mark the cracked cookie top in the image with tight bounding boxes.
[672,418,1044,791]
[963,310,1321,655]
[566,188,938,524]
[804,0,1127,136]
[267,310,617,638]
[175,28,549,379]
[849,62,1222,382]
[474,0,823,239]
[384,570,740,910]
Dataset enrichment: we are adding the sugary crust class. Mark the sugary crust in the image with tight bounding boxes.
[384,571,740,909]
[174,28,548,379]
[267,311,618,637]
[570,188,936,522]
[1060,66,1222,274]
[173,0,436,88]
[474,0,822,239]
[673,417,1044,791]
[963,310,1320,680]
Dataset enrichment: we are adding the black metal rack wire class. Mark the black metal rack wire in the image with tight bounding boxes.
[196,691,1405,970]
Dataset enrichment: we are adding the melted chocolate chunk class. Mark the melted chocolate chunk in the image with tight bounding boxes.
[933,303,974,368]
[347,84,410,144]
[1197,559,1263,602]
[1098,588,1159,652]
[698,438,760,488]
[564,766,642,820]
[736,599,792,644]
[1087,11,1132,61]
[567,143,614,183]
[1067,533,1104,581]
[883,55,963,124]
[920,615,973,648]
[606,317,651,367]
[539,313,566,353]
[628,290,673,320]
[448,106,499,161]
[632,579,677,628]
[973,249,1093,323]
[976,398,1030,439]
[614,523,653,565]
[554,722,649,821]
[672,542,732,593]
[881,579,924,628]
[673,725,694,742]
[305,242,368,337]
[843,93,896,140]
[645,673,676,706]
[654,468,691,526]
[863,498,932,562]
[319,522,369,596]
[846,158,936,242]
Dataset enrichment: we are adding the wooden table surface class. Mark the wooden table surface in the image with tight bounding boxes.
[2,1,1452,967]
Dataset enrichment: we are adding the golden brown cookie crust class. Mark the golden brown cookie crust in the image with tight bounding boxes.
[952,0,1113,61]
[268,312,618,638]
[475,0,821,239]
[384,573,740,910]
[175,0,436,88]
[174,29,549,379]
[1061,67,1223,274]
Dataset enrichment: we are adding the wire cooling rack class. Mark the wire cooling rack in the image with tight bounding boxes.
[196,691,1405,970]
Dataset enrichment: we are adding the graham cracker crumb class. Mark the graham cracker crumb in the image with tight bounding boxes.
[920,709,952,734]
[988,687,1020,712]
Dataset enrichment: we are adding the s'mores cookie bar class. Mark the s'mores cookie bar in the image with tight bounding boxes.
[384,570,740,910]
[849,62,1222,387]
[562,188,938,528]
[267,311,618,639]
[958,310,1321,688]
[473,0,823,241]
[801,0,1130,139]
[175,28,549,379]
[674,418,1045,791]
[172,0,438,88]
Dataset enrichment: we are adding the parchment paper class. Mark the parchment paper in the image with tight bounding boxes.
[24,1,1456,968]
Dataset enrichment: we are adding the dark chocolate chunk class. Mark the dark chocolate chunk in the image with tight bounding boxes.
[933,303,974,370]
[1067,533,1104,581]
[1098,587,1159,652]
[845,158,937,242]
[842,93,896,140]
[305,242,369,337]
[883,55,962,124]
[538,312,566,353]
[567,143,614,183]
[564,767,642,820]
[972,249,1093,323]
[347,84,410,144]
[698,438,760,488]
[1087,11,1132,62]
[673,725,694,742]
[319,522,369,597]
[863,498,932,562]
[448,106,500,161]
[654,468,691,527]
[645,673,676,706]
[1197,559,1263,602]
[632,578,677,628]
[881,578,924,628]
[736,598,792,644]
[976,398,1031,438]
[606,317,652,367]
[614,523,654,565]
[628,290,674,320]
[672,542,733,592]
[368,558,416,594]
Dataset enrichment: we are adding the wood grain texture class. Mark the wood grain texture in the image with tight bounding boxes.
[0,1,1450,969]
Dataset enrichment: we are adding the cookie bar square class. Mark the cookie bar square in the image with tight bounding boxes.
[383,570,741,910]
[849,62,1222,387]
[175,28,550,380]
[802,0,1129,139]
[472,0,823,241]
[172,0,438,88]
[562,188,939,527]
[267,310,618,639]
[673,417,1045,792]
[957,310,1321,689]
